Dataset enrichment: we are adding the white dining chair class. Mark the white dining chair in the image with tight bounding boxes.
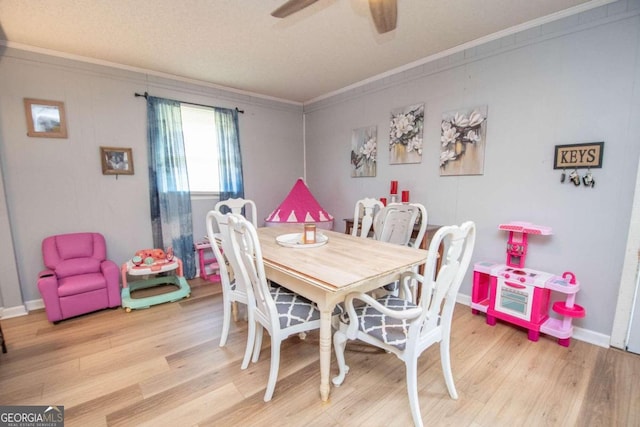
[332,221,476,427]
[351,198,384,238]
[373,202,428,299]
[213,198,258,326]
[374,202,427,248]
[226,213,329,402]
[215,197,259,227]
[205,210,255,369]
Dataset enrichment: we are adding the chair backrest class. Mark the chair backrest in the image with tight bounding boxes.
[408,202,427,249]
[352,198,384,238]
[214,198,258,227]
[205,211,234,293]
[416,221,476,337]
[374,203,424,246]
[226,214,277,331]
[42,232,107,278]
[205,210,249,298]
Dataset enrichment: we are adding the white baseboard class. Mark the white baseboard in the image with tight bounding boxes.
[25,298,44,312]
[572,327,610,348]
[456,293,472,306]
[0,304,29,319]
[456,293,610,348]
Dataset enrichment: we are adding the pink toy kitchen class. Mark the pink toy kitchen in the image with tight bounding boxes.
[471,221,585,346]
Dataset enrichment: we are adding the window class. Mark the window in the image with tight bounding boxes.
[180,104,220,194]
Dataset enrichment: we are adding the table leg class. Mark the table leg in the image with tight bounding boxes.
[319,308,333,401]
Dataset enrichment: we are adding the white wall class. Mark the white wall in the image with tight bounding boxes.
[0,162,22,313]
[304,1,640,337]
[0,48,303,306]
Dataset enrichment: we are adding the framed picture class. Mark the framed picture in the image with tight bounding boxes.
[440,105,488,176]
[389,103,424,164]
[23,98,68,138]
[100,146,134,175]
[351,125,377,177]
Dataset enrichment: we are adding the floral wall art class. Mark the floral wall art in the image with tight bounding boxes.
[389,103,424,164]
[351,125,377,177]
[440,105,488,176]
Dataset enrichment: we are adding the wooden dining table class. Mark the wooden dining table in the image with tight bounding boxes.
[257,226,428,402]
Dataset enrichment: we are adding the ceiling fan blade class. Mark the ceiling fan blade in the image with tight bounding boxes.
[368,0,397,34]
[271,0,320,18]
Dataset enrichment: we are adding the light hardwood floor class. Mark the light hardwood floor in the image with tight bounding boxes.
[0,278,638,426]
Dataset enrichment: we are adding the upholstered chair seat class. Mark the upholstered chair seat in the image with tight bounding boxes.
[340,294,419,350]
[271,285,343,329]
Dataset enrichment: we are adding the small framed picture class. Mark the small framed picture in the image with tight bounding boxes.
[23,98,68,138]
[100,146,134,175]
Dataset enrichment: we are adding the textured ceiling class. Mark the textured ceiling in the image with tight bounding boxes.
[0,0,608,103]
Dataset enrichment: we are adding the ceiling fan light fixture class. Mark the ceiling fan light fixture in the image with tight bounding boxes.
[368,0,397,34]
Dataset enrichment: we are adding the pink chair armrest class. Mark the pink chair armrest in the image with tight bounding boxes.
[38,269,56,279]
[37,270,63,322]
[100,260,122,306]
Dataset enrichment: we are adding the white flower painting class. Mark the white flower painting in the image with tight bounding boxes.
[351,125,377,177]
[389,103,424,164]
[440,105,488,176]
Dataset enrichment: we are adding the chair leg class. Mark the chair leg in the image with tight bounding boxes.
[405,356,424,427]
[232,301,238,322]
[440,337,458,399]
[241,313,256,370]
[219,297,232,347]
[252,325,264,363]
[263,336,281,402]
[331,330,350,386]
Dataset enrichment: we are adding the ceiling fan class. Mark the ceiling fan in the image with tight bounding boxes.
[271,0,397,34]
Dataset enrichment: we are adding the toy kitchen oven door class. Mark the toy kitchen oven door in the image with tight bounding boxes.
[491,267,553,340]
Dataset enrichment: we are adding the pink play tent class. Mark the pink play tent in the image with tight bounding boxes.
[265,178,334,230]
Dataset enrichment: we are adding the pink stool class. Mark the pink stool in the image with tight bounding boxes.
[194,241,221,282]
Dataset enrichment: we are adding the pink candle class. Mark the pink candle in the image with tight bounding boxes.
[402,190,410,203]
[390,180,398,194]
[380,197,387,206]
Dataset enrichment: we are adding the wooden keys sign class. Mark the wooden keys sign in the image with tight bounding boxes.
[554,142,604,169]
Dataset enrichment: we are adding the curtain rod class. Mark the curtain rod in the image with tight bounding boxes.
[134,91,244,114]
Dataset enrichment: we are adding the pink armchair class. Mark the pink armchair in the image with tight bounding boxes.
[38,232,121,322]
